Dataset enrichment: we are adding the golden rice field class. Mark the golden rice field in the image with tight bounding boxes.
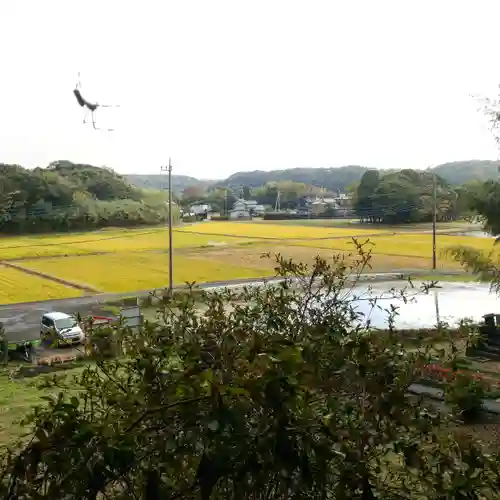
[17,253,271,293]
[0,227,257,260]
[0,221,492,304]
[0,265,82,304]
[176,221,392,240]
[289,232,496,259]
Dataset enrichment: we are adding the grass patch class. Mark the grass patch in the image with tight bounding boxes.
[18,253,271,293]
[0,265,83,304]
[0,363,90,446]
[408,273,479,283]
[0,372,44,444]
[0,361,95,446]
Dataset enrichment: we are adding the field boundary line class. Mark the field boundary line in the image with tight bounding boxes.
[1,261,101,294]
[175,229,396,241]
[283,241,461,263]
[3,251,108,262]
[1,244,252,262]
[0,228,167,251]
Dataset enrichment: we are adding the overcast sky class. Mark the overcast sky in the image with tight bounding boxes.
[1,0,500,179]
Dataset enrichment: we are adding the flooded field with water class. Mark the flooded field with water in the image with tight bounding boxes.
[353,281,499,329]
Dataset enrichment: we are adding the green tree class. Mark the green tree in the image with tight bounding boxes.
[354,169,380,222]
[0,161,177,234]
[242,185,252,200]
[355,169,458,225]
[1,246,499,498]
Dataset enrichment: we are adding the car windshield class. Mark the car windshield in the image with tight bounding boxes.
[55,317,77,330]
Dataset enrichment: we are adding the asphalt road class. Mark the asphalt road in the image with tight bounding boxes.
[0,276,285,343]
[0,271,484,343]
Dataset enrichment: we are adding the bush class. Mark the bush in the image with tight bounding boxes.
[1,241,500,498]
[210,215,229,221]
[445,372,487,422]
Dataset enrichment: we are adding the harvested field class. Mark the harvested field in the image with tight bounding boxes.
[194,244,461,273]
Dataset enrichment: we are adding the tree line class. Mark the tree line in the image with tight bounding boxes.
[0,161,178,234]
[352,168,477,224]
[0,159,495,235]
[180,181,328,214]
[126,160,500,196]
[179,169,484,224]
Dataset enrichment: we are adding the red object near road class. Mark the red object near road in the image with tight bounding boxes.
[423,363,500,387]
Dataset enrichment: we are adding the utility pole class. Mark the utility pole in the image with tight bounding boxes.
[161,158,174,297]
[432,171,437,270]
[275,190,281,212]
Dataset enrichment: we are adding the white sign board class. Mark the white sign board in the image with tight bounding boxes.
[120,306,142,329]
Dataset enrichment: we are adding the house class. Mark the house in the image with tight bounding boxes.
[229,199,255,220]
[229,208,251,220]
[206,210,221,220]
[332,194,354,217]
[238,199,264,215]
[190,203,211,215]
[305,194,354,217]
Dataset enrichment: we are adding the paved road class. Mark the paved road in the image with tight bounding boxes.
[0,270,474,343]
[0,276,290,343]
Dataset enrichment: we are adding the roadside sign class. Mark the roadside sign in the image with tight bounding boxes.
[120,306,142,330]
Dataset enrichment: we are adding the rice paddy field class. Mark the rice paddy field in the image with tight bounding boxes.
[18,253,270,293]
[0,221,493,304]
[0,265,82,303]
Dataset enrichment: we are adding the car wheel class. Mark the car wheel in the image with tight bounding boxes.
[23,345,36,364]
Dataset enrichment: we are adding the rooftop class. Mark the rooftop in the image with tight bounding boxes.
[42,311,73,321]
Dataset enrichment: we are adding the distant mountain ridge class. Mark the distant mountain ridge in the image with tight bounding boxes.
[126,160,500,193]
[125,174,215,194]
[431,160,500,184]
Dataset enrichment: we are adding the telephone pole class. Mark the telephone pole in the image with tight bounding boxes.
[161,158,174,296]
[432,171,437,270]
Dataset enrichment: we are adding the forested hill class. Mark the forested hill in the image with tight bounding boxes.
[431,160,500,184]
[216,161,500,191]
[218,165,370,191]
[0,161,174,234]
[125,174,215,194]
[125,160,500,194]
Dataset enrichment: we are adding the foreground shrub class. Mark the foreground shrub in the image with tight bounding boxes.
[0,241,499,498]
[445,372,488,422]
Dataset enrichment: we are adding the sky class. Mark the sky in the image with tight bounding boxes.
[1,0,500,179]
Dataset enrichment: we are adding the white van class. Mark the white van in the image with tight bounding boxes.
[40,312,85,346]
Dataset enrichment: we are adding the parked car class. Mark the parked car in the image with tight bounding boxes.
[40,312,85,347]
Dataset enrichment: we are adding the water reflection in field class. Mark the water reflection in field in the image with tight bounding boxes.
[352,281,499,329]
